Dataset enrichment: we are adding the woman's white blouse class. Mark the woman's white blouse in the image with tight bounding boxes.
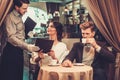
[41,42,69,65]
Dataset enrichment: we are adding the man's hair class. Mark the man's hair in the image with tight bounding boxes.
[13,0,30,7]
[80,21,95,32]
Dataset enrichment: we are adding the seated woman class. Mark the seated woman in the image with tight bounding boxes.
[30,21,69,80]
[38,21,69,65]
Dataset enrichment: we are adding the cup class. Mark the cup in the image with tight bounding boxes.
[50,60,57,65]
[82,38,86,44]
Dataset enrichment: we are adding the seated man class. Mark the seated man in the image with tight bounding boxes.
[62,21,115,80]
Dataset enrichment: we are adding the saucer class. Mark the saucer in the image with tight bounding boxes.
[73,63,85,66]
[48,64,60,66]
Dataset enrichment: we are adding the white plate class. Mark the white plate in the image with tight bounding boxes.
[48,64,60,66]
[73,63,85,66]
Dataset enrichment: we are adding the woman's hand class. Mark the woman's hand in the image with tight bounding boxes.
[48,50,59,63]
[48,50,56,59]
[38,50,44,59]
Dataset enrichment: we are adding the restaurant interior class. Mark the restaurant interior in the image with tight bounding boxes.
[0,0,120,80]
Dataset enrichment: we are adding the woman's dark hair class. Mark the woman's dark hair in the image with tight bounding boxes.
[13,0,30,7]
[52,22,63,41]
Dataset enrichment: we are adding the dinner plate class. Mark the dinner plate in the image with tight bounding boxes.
[73,63,85,66]
[48,64,60,66]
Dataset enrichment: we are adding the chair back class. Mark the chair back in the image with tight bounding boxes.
[62,38,80,51]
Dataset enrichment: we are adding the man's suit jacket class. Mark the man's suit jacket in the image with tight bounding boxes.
[64,41,115,69]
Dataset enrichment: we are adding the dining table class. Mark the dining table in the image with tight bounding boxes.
[37,63,93,80]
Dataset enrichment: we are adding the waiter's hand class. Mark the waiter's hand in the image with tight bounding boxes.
[27,31,34,38]
[27,44,40,52]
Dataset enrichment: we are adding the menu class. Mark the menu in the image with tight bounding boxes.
[24,17,36,39]
[35,38,54,53]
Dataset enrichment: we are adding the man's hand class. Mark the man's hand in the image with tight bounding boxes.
[27,44,40,52]
[86,38,100,49]
[27,31,34,38]
[62,59,73,67]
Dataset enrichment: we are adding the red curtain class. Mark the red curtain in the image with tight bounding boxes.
[84,0,120,80]
[0,0,13,56]
[0,0,13,26]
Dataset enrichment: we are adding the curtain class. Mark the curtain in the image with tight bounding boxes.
[0,0,13,26]
[0,0,13,58]
[84,0,120,80]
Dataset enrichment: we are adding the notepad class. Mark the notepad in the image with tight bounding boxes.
[35,38,54,53]
[24,17,36,39]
